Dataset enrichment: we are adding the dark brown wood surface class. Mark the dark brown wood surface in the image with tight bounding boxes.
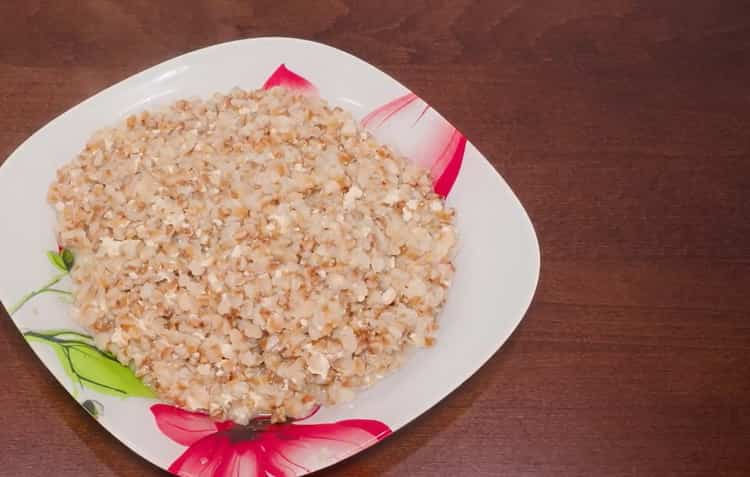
[1,1,749,476]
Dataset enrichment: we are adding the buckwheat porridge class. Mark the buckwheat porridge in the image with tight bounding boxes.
[47,86,457,424]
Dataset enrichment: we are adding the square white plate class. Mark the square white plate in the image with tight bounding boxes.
[0,37,539,476]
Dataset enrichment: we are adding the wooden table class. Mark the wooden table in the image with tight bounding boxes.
[1,1,749,475]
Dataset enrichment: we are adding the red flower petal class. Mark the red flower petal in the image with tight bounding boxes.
[153,403,391,476]
[212,441,267,477]
[151,404,232,447]
[360,93,419,129]
[171,438,294,477]
[361,93,467,198]
[262,64,317,94]
[168,433,235,477]
[259,419,392,473]
[432,131,467,197]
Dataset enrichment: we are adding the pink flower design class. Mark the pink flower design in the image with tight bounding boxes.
[361,93,467,198]
[260,65,466,197]
[151,404,391,477]
[262,64,317,94]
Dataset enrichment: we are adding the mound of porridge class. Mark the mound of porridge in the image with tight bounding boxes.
[47,86,457,423]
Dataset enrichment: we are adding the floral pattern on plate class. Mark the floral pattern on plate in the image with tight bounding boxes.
[152,404,391,477]
[262,64,467,198]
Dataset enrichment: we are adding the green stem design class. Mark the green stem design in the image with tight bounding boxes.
[46,288,72,295]
[8,272,69,315]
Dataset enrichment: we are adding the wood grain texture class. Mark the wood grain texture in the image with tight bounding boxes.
[1,1,749,476]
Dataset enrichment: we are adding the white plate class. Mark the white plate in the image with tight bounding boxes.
[0,37,539,476]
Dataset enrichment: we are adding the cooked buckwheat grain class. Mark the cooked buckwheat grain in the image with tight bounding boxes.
[47,86,457,423]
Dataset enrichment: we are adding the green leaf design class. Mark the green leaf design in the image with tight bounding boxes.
[46,251,68,272]
[68,343,154,396]
[47,339,79,396]
[24,330,155,398]
[62,248,75,270]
